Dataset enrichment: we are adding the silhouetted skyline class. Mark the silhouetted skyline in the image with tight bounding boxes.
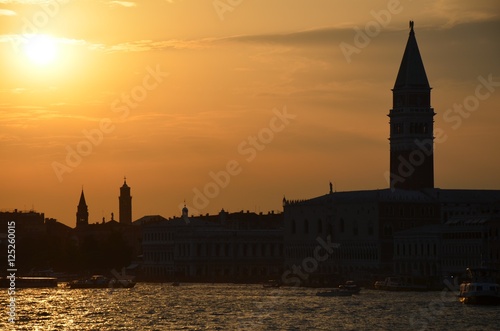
[1,1,499,227]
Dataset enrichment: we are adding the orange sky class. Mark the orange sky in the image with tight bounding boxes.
[1,0,499,227]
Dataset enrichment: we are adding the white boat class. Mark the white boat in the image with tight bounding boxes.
[459,267,500,305]
[316,288,352,297]
[374,277,426,291]
[262,279,280,288]
[68,275,136,289]
[341,280,361,294]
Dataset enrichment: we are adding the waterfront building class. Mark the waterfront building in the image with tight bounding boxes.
[142,208,283,282]
[394,214,500,287]
[283,189,440,285]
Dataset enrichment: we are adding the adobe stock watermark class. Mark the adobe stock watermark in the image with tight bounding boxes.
[180,106,296,217]
[52,65,169,182]
[251,235,340,327]
[339,0,405,64]
[213,0,243,21]
[281,235,340,286]
[385,73,499,189]
[9,0,69,54]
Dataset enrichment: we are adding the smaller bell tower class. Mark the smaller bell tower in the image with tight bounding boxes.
[76,189,89,228]
[119,177,132,224]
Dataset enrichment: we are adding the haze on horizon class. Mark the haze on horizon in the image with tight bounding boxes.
[1,0,499,227]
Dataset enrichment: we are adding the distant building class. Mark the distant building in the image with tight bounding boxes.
[119,178,132,225]
[142,208,283,282]
[76,189,89,228]
[394,214,500,287]
[0,210,74,274]
[0,209,46,237]
[71,184,141,272]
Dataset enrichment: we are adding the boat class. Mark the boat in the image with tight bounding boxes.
[316,288,352,297]
[0,276,57,288]
[459,267,500,305]
[341,280,361,294]
[68,275,136,289]
[262,279,281,288]
[68,275,109,289]
[110,278,136,288]
[374,276,427,291]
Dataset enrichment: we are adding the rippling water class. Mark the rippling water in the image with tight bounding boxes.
[2,283,500,330]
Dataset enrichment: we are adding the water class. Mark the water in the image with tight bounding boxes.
[2,283,500,330]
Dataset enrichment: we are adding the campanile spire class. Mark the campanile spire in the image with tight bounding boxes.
[76,189,89,228]
[389,22,435,190]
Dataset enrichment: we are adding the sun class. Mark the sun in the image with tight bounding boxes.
[23,34,58,66]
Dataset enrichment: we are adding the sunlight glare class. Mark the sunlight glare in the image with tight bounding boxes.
[23,35,58,66]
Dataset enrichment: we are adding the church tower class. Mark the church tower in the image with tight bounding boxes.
[389,21,435,190]
[119,177,132,224]
[76,189,89,228]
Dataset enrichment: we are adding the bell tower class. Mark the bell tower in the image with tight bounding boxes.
[389,21,435,190]
[119,177,132,224]
[76,189,89,228]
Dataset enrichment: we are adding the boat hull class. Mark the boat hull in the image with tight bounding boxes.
[316,290,352,297]
[459,294,500,305]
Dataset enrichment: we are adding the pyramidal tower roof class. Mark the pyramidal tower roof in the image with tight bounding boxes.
[394,21,430,89]
[78,189,87,207]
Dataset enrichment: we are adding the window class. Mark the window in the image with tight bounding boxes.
[340,218,345,233]
[317,219,323,234]
[384,225,392,236]
[327,223,333,237]
[304,219,309,234]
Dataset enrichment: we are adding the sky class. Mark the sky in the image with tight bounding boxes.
[1,0,499,228]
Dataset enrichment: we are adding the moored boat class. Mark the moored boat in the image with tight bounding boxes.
[0,276,58,288]
[262,279,281,288]
[341,280,361,294]
[68,275,135,289]
[316,288,352,297]
[459,267,500,305]
[374,276,427,291]
[68,275,109,289]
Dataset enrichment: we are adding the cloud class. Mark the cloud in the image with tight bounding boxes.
[0,0,54,3]
[101,38,216,53]
[427,0,500,28]
[107,1,136,8]
[0,9,16,15]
